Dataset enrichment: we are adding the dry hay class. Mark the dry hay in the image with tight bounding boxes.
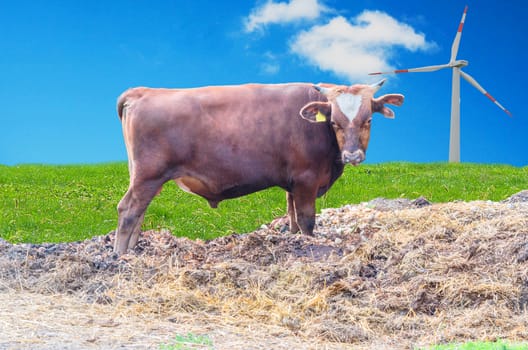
[1,191,527,349]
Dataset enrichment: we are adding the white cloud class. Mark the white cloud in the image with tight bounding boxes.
[261,62,280,74]
[245,0,326,32]
[290,11,434,81]
[258,52,281,75]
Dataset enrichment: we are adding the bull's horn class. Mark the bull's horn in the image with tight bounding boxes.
[313,84,332,96]
[370,78,386,92]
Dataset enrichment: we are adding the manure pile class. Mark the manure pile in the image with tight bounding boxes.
[1,192,527,349]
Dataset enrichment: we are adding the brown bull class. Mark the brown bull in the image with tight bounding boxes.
[114,80,403,254]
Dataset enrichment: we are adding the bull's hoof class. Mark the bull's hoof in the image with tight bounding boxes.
[301,230,315,237]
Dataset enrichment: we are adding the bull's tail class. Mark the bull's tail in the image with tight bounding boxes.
[116,89,133,121]
[117,87,145,120]
[116,88,144,174]
[117,93,127,120]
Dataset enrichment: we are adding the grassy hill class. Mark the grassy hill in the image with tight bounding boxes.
[1,162,527,244]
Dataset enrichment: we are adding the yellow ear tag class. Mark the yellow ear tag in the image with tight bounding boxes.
[315,111,327,122]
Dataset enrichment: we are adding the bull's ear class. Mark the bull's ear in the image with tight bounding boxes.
[300,102,332,123]
[372,94,404,119]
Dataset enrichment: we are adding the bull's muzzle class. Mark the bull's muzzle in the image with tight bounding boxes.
[342,150,365,165]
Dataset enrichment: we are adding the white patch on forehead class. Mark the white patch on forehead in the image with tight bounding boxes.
[335,93,362,121]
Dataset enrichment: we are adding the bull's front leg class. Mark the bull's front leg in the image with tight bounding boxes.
[291,185,317,236]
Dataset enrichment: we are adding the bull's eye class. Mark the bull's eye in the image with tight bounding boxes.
[330,120,340,129]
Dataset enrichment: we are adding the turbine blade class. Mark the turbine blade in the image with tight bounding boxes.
[369,64,449,75]
[450,6,468,63]
[460,70,512,116]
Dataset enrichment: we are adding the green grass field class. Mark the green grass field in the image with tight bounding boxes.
[0,162,527,244]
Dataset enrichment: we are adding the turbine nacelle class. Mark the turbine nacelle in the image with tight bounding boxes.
[449,59,468,68]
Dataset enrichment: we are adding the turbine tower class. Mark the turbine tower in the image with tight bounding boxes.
[370,6,511,162]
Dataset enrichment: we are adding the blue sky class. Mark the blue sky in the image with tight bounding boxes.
[1,0,526,166]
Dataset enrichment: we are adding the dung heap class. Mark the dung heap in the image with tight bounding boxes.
[1,192,527,349]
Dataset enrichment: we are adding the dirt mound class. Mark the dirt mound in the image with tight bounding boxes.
[1,192,527,349]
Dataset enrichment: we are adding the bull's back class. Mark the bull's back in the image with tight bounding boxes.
[119,83,325,160]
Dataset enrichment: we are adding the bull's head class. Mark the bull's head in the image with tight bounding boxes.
[300,79,404,165]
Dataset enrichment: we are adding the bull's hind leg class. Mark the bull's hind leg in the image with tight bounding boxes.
[127,212,145,249]
[115,178,164,254]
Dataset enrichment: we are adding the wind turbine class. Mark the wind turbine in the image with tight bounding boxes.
[369,6,511,163]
